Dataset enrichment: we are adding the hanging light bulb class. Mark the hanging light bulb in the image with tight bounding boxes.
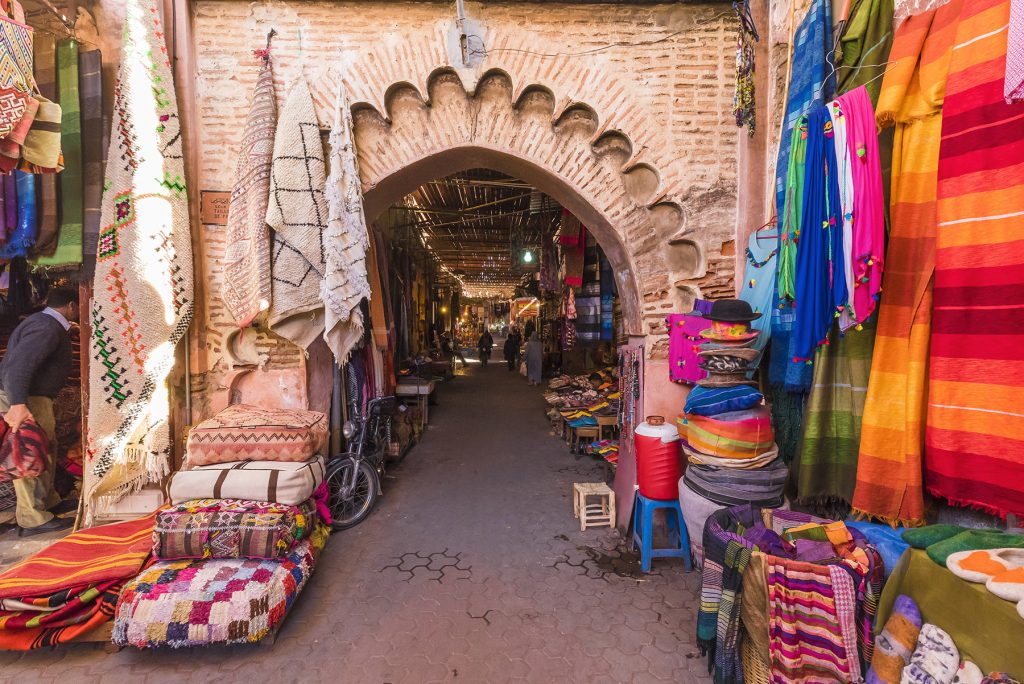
[522,250,534,264]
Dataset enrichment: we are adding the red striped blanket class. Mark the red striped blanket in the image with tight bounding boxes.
[927,0,1024,518]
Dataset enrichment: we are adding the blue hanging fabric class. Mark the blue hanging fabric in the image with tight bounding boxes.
[0,171,37,259]
[793,106,847,363]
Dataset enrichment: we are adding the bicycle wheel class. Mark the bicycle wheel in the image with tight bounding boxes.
[326,458,380,530]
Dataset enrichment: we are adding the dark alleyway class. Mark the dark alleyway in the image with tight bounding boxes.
[0,365,709,683]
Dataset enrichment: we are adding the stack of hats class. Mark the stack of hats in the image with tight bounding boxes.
[676,300,788,562]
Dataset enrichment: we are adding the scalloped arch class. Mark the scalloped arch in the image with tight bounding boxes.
[349,69,690,336]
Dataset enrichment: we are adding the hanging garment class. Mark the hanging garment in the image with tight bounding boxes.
[836,0,897,104]
[841,86,887,325]
[740,228,777,353]
[563,235,584,287]
[0,170,35,259]
[266,77,327,349]
[826,99,857,329]
[32,39,82,268]
[322,84,371,363]
[85,0,194,519]
[927,0,1024,519]
[793,105,847,363]
[222,54,276,329]
[667,314,708,385]
[777,120,806,302]
[794,316,876,511]
[1005,0,1024,102]
[773,0,834,232]
[732,1,757,135]
[79,49,104,276]
[0,94,36,172]
[600,257,614,341]
[853,1,961,526]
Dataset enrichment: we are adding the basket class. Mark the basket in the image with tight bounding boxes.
[740,628,771,684]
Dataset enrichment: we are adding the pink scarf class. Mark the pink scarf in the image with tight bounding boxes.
[1006,0,1024,102]
[839,86,885,325]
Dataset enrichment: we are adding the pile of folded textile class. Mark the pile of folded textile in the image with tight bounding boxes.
[697,506,884,684]
[585,439,619,465]
[675,305,788,563]
[113,404,331,649]
[0,515,156,650]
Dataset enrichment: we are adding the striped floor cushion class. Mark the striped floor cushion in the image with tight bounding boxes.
[186,405,328,466]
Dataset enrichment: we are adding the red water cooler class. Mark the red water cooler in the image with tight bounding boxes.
[634,416,681,500]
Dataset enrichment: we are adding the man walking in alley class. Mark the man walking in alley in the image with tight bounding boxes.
[0,288,79,537]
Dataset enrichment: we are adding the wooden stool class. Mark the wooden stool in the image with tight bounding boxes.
[572,482,616,531]
[596,415,618,440]
[573,425,600,453]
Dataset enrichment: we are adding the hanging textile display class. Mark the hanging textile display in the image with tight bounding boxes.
[322,83,371,363]
[926,0,1024,519]
[667,314,708,385]
[1005,0,1023,102]
[85,0,194,517]
[732,0,758,135]
[843,86,886,325]
[773,0,834,232]
[600,256,614,341]
[739,227,776,353]
[266,76,327,349]
[794,316,875,514]
[0,170,33,258]
[559,209,585,287]
[222,49,275,329]
[32,39,82,267]
[835,0,896,104]
[793,105,847,363]
[853,2,960,526]
[79,49,103,274]
[777,122,805,304]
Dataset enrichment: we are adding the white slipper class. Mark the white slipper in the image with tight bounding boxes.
[946,548,1024,583]
[1018,598,1024,621]
[952,660,984,684]
[902,624,960,684]
[986,566,1024,602]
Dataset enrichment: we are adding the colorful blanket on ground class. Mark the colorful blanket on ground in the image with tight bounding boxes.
[114,526,327,648]
[0,514,155,650]
[154,498,318,560]
[222,53,275,328]
[853,2,961,526]
[85,0,194,519]
[926,0,1024,519]
[765,557,862,683]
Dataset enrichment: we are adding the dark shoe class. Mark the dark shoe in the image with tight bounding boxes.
[49,498,79,516]
[18,517,73,537]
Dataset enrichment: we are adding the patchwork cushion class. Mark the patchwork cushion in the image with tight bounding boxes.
[684,385,763,417]
[153,498,318,560]
[186,404,328,466]
[114,529,327,648]
[169,455,326,507]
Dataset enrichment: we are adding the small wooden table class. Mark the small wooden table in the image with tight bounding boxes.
[396,379,436,431]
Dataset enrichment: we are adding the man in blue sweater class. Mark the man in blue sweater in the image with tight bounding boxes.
[0,288,79,536]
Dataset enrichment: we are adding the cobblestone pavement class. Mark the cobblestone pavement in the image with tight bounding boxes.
[0,363,710,683]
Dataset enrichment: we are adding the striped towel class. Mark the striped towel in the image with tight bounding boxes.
[926,0,1024,519]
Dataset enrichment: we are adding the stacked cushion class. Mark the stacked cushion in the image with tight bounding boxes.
[168,455,326,507]
[186,404,328,466]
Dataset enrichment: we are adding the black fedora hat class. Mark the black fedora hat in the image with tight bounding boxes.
[706,299,762,323]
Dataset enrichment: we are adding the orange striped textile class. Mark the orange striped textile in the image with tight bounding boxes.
[927,0,1024,518]
[852,2,963,526]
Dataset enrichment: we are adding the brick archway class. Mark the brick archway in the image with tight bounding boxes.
[350,68,690,337]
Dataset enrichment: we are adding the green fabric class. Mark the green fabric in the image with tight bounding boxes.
[794,317,876,508]
[877,549,1024,676]
[33,39,82,268]
[835,0,895,105]
[926,530,1024,566]
[901,524,972,549]
[777,119,806,301]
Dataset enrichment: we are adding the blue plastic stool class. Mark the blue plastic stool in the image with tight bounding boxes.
[631,493,693,573]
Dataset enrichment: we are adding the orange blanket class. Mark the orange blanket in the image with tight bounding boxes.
[927,0,1024,518]
[853,2,962,526]
[0,514,155,649]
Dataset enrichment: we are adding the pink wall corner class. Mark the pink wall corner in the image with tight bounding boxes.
[642,358,689,424]
[229,368,309,410]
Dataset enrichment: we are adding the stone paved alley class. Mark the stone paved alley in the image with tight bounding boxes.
[0,364,710,683]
